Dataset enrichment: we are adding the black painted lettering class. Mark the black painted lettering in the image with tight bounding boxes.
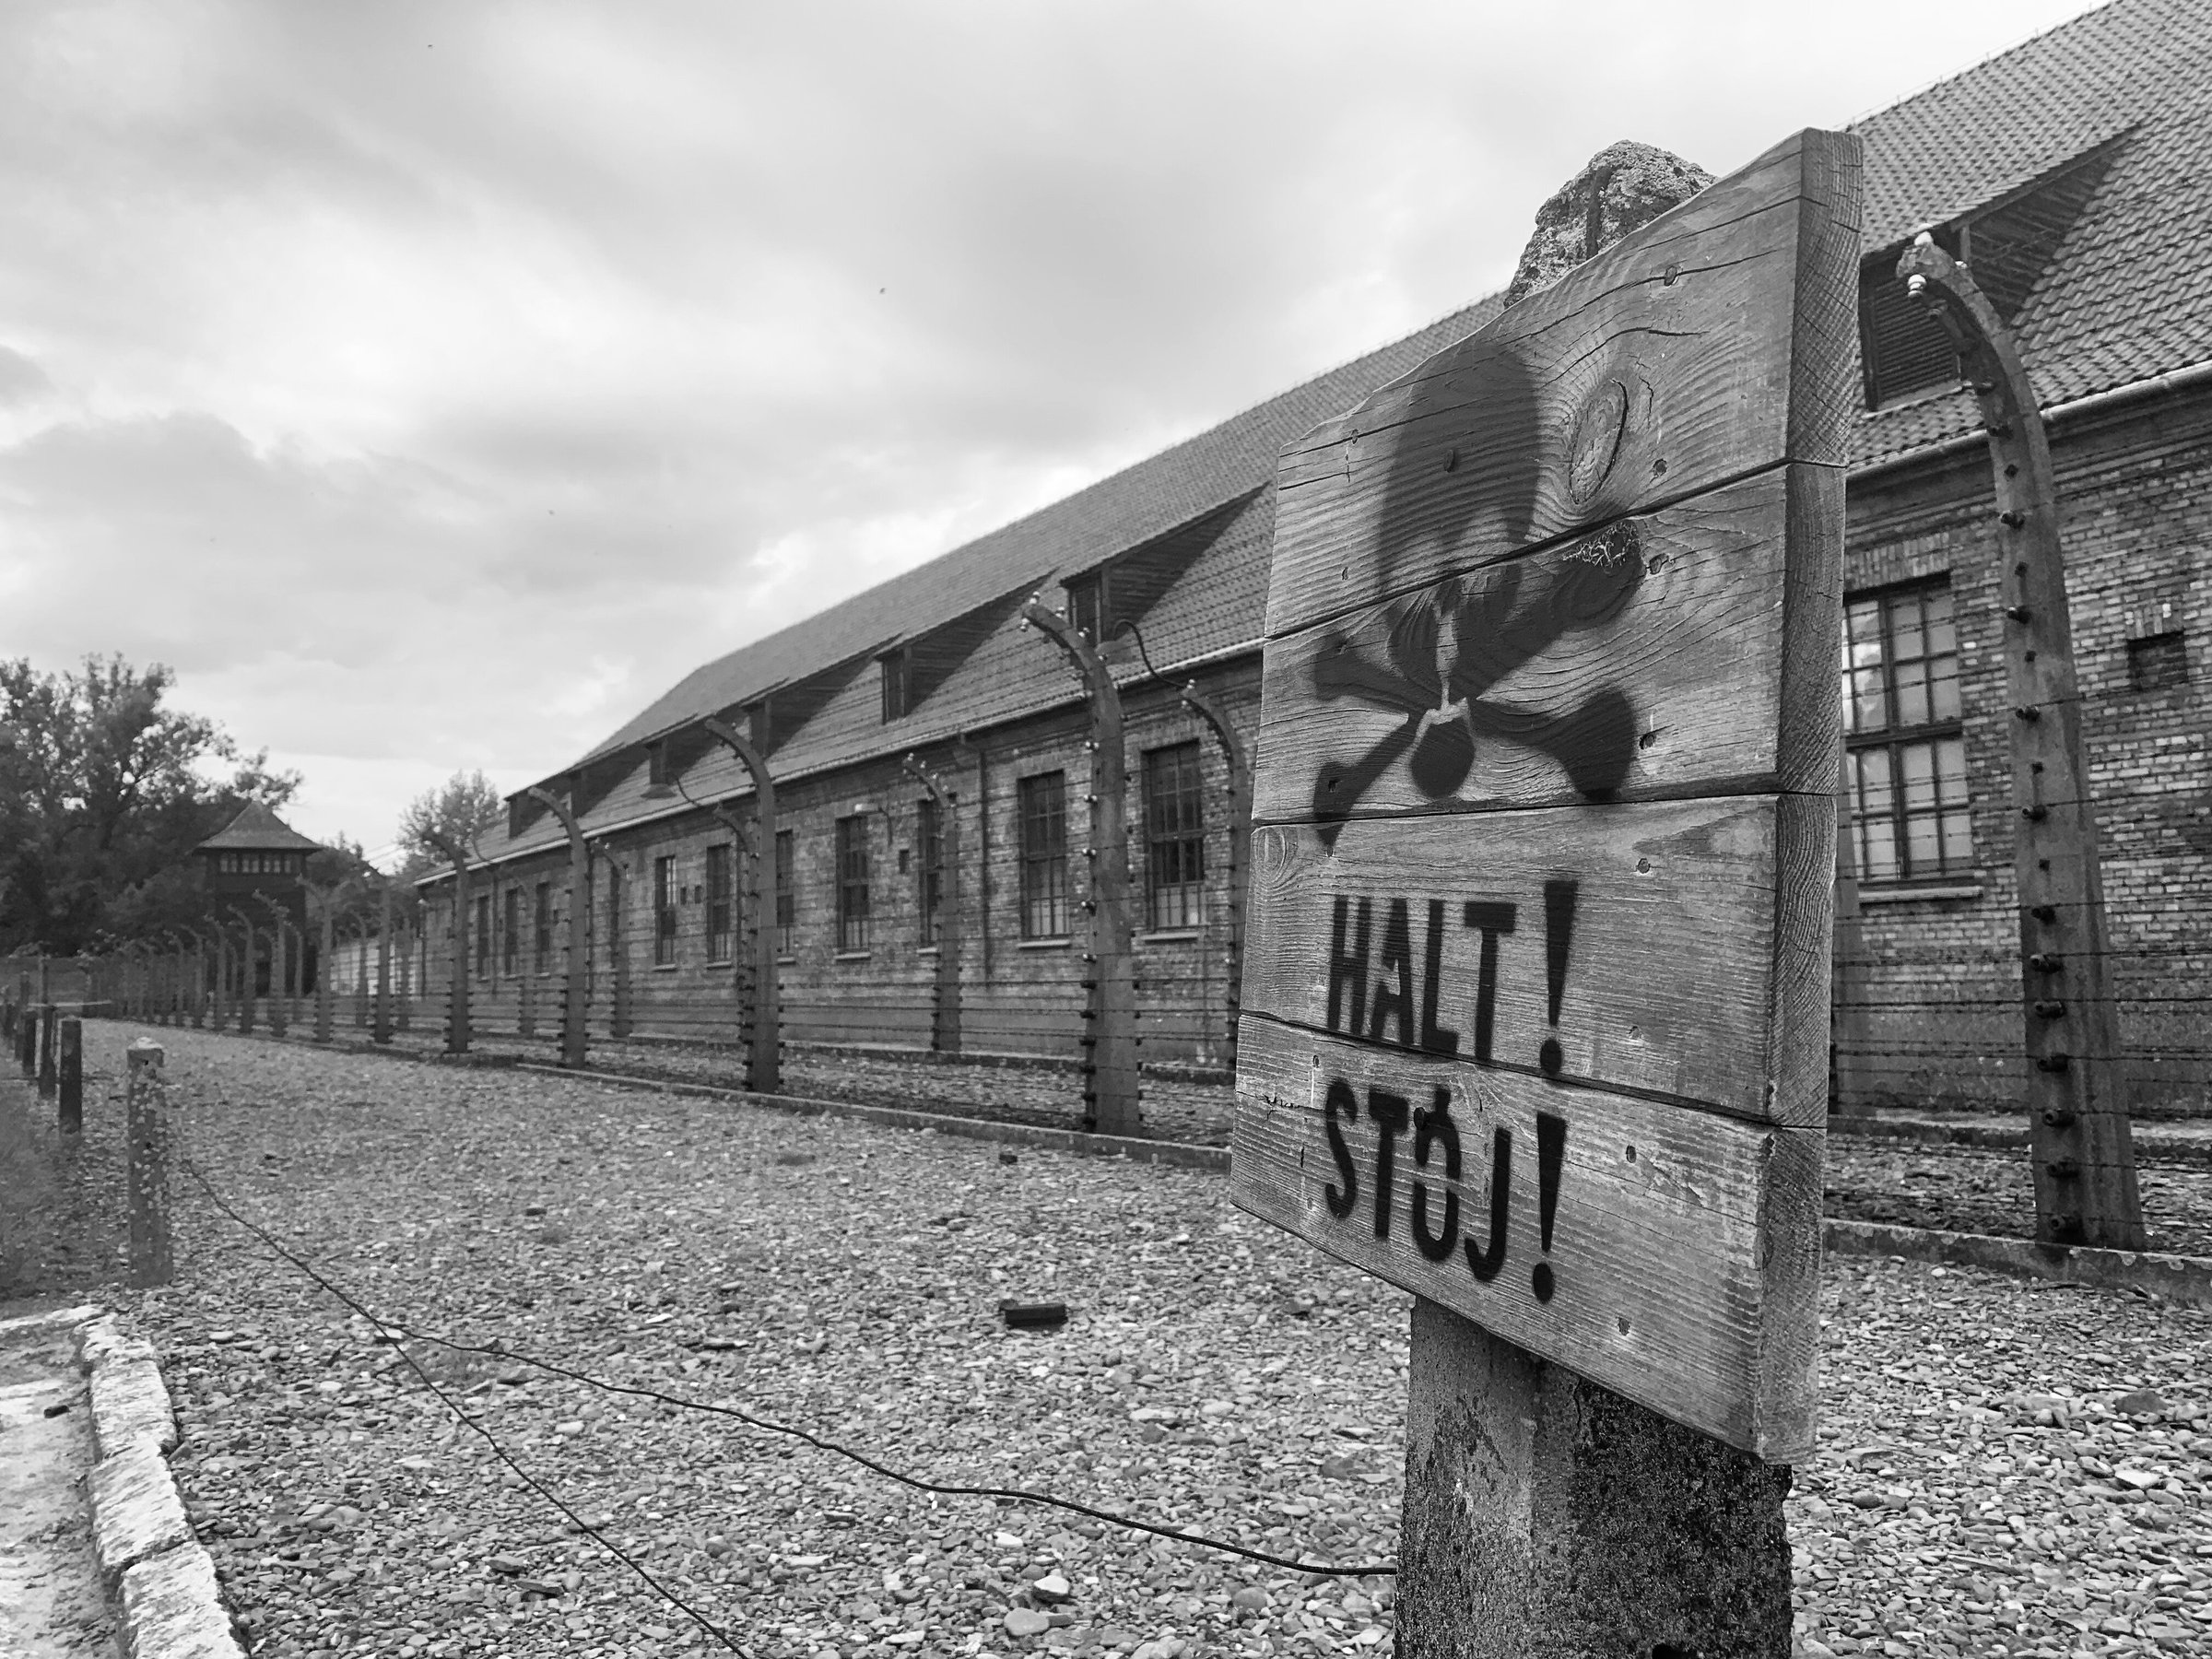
[1463,1125,1512,1282]
[1368,900,1414,1048]
[1327,898,1371,1035]
[1461,900,1517,1063]
[1410,1088,1461,1262]
[1323,1078,1359,1219]
[1365,1088,1411,1240]
[1532,1111,1566,1302]
[1540,879,1577,1077]
[1418,899,1460,1056]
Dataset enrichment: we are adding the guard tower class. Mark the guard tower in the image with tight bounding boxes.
[194,803,320,994]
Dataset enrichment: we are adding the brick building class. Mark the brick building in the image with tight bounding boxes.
[427,0,2208,1110]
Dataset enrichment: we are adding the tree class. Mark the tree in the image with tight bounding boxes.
[395,770,504,879]
[0,655,300,955]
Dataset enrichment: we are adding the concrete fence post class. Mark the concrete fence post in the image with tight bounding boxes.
[125,1039,173,1288]
[38,1003,58,1100]
[58,1014,83,1134]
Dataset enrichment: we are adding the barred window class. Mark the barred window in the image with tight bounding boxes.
[774,830,795,955]
[836,816,871,952]
[1843,580,1971,883]
[1144,742,1206,931]
[474,892,491,976]
[502,887,520,975]
[653,854,677,966]
[704,843,734,964]
[533,880,551,973]
[916,796,943,945]
[1019,771,1068,939]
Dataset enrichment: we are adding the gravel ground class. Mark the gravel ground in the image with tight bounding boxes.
[46,1021,2212,1659]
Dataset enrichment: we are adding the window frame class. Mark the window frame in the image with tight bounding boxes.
[1143,741,1206,932]
[879,648,911,723]
[1065,573,1105,644]
[1842,577,1972,886]
[652,855,677,967]
[533,879,552,974]
[835,815,872,953]
[704,842,735,964]
[474,892,492,977]
[1018,771,1069,940]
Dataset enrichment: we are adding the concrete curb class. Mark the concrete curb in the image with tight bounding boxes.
[73,1313,245,1659]
[1823,1218,2212,1309]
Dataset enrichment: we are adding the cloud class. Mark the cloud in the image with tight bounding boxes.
[0,0,2109,847]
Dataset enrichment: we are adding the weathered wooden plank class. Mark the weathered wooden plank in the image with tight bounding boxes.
[1265,128,1859,643]
[1252,465,1841,824]
[1230,1016,1821,1460]
[1240,793,1831,1125]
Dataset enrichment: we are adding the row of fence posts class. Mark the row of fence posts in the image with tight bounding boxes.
[50,589,1252,1134]
[4,998,170,1286]
[88,911,414,1050]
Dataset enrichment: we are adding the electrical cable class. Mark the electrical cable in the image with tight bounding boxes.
[182,1159,1400,1581]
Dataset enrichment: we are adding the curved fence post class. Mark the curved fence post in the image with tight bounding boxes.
[700,716,780,1094]
[1022,597,1140,1135]
[903,753,963,1055]
[1900,234,2144,1252]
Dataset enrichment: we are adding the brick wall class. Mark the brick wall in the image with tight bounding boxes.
[1840,386,2212,1115]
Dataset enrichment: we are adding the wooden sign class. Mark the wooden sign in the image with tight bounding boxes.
[1231,129,1860,1463]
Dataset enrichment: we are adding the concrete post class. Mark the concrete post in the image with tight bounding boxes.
[1022,598,1140,1135]
[57,1015,82,1134]
[700,716,779,1093]
[125,1040,173,1288]
[903,754,963,1055]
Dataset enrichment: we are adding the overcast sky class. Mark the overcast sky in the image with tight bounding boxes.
[2,0,2108,861]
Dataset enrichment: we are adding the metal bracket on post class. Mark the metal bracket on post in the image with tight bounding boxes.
[1022,596,1140,1135]
[700,715,780,1095]
[524,784,594,1070]
[1177,681,1251,1073]
[902,752,963,1055]
[1900,235,2145,1251]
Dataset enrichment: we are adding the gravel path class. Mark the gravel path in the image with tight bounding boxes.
[56,1022,2212,1659]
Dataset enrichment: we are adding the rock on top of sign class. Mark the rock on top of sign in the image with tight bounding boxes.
[1504,141,1716,306]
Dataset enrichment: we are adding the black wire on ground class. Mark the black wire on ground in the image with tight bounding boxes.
[182,1158,751,1653]
[183,1159,1398,1580]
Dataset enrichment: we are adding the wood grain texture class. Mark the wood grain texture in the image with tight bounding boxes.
[1241,794,1830,1126]
[1229,1017,1818,1459]
[1265,130,1859,644]
[1252,466,1848,826]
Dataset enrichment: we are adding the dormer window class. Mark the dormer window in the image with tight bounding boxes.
[647,741,672,789]
[1065,571,1105,644]
[1858,225,1963,409]
[746,699,771,752]
[879,647,911,723]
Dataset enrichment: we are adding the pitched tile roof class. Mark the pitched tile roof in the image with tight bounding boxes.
[195,802,323,853]
[1849,0,2212,464]
[469,0,2204,873]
